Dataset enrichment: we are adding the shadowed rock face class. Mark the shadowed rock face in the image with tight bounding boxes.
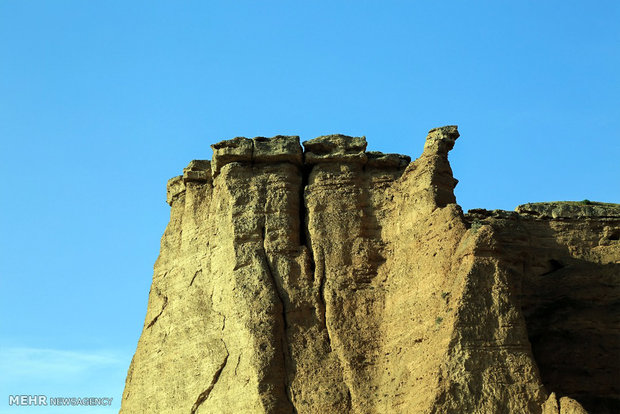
[466,205,620,414]
[121,126,619,414]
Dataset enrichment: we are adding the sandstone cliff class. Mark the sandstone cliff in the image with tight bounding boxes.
[121,126,619,414]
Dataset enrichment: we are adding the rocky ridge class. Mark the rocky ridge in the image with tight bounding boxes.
[122,126,619,413]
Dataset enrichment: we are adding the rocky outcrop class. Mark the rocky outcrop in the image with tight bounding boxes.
[542,393,589,414]
[466,203,620,413]
[121,126,619,413]
[516,202,620,220]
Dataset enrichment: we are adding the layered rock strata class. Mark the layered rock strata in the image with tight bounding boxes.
[121,127,619,413]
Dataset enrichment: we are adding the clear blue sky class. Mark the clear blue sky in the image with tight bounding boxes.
[1,1,618,412]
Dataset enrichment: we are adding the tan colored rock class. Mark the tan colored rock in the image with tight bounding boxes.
[516,201,620,219]
[541,394,590,414]
[211,136,253,175]
[165,175,184,206]
[183,160,211,183]
[423,124,459,155]
[559,397,589,414]
[253,135,303,165]
[465,204,620,414]
[366,151,411,169]
[543,393,560,414]
[303,134,367,164]
[123,127,619,413]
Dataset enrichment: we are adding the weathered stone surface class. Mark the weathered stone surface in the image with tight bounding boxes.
[464,203,620,413]
[366,151,411,169]
[211,135,304,176]
[123,129,619,413]
[211,136,253,175]
[165,175,185,206]
[543,393,561,414]
[423,124,459,155]
[559,397,589,414]
[183,160,212,183]
[303,134,367,164]
[542,393,590,414]
[253,135,303,166]
[517,201,620,219]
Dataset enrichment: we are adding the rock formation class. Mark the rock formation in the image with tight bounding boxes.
[121,126,619,413]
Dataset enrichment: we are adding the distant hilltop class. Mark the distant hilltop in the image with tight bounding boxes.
[122,126,620,414]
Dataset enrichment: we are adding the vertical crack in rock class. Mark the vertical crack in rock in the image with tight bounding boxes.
[233,355,241,376]
[299,162,331,351]
[190,340,229,414]
[189,269,201,287]
[259,224,297,413]
[298,163,317,272]
[346,388,353,411]
[317,247,332,351]
[299,165,311,248]
[146,295,168,329]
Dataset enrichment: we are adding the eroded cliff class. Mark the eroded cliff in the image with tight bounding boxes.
[121,126,619,414]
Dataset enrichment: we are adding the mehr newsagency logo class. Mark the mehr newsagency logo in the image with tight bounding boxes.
[9,395,113,407]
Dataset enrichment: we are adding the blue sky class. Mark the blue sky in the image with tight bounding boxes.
[0,1,618,412]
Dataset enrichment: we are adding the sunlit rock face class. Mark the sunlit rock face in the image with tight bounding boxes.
[121,126,619,414]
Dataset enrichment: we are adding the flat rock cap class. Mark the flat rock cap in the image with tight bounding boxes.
[303,134,368,165]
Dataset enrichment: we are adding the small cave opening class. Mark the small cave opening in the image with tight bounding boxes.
[541,259,565,275]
